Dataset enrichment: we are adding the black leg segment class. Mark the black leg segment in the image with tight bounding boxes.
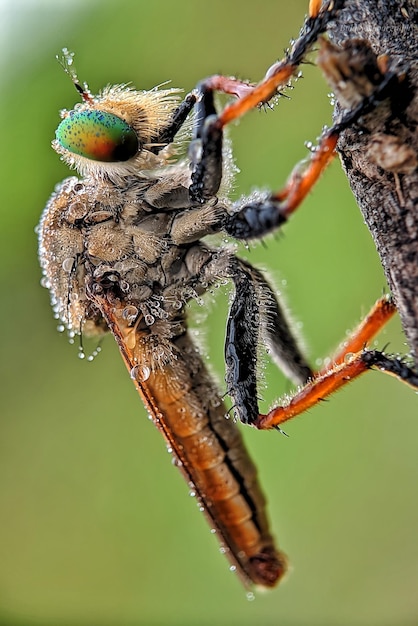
[224,198,288,240]
[151,93,197,153]
[189,83,224,204]
[225,260,260,425]
[247,263,313,385]
[225,258,313,425]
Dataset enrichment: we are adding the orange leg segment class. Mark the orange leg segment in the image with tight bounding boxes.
[205,1,345,129]
[256,296,417,430]
[317,295,397,374]
[272,131,339,218]
[217,64,296,126]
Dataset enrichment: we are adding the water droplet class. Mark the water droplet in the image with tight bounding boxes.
[322,356,331,369]
[246,591,255,602]
[144,314,155,326]
[344,352,354,364]
[130,364,151,382]
[62,257,75,272]
[122,305,138,323]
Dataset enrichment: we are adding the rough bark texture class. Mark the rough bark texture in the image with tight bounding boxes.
[327,0,418,364]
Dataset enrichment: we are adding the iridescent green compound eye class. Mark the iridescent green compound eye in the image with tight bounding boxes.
[56,109,139,162]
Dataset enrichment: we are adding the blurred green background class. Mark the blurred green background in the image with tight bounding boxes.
[1,1,417,624]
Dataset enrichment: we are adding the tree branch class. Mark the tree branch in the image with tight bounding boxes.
[326,0,418,364]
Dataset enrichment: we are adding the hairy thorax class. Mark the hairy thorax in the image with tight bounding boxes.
[39,169,232,363]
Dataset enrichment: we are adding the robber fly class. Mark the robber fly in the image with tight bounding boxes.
[38,0,418,589]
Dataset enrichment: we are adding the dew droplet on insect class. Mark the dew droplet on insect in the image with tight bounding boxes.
[122,305,139,323]
[144,314,155,326]
[322,356,331,369]
[344,352,354,364]
[130,364,151,382]
[62,257,74,272]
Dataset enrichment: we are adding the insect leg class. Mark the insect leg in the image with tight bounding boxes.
[225,258,313,425]
[188,0,346,204]
[189,85,223,202]
[150,93,197,153]
[248,263,313,386]
[255,295,418,430]
[223,60,400,241]
[225,260,260,425]
[215,0,346,125]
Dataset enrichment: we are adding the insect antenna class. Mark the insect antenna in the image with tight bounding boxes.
[56,48,94,104]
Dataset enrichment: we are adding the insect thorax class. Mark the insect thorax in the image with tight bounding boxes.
[38,168,232,349]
